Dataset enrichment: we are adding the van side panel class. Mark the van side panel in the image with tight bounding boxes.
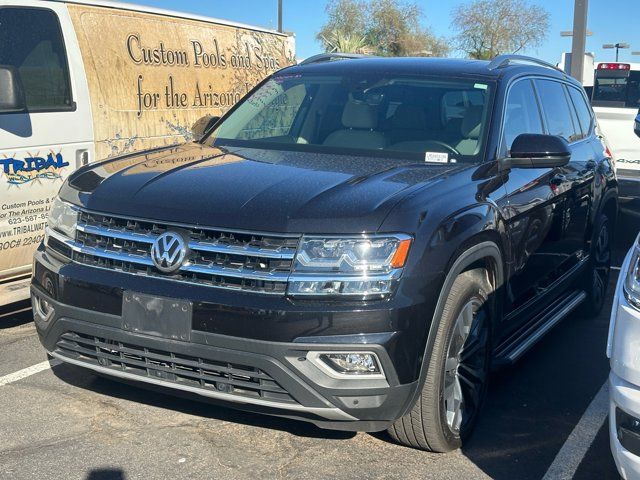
[0,1,93,284]
[67,4,296,159]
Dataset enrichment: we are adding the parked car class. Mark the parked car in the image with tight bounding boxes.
[0,0,294,307]
[608,233,640,479]
[591,62,640,213]
[32,54,617,452]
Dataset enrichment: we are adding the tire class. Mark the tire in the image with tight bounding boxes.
[388,269,492,452]
[580,213,611,317]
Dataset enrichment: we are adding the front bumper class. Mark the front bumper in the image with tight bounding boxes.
[610,372,640,480]
[608,245,640,478]
[31,247,425,431]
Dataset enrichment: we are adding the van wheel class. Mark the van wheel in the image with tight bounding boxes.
[581,214,611,317]
[388,269,492,452]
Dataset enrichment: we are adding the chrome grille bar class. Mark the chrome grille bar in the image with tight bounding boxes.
[76,222,297,259]
[47,208,301,295]
[49,228,291,282]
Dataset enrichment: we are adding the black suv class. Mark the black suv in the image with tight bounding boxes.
[33,55,617,452]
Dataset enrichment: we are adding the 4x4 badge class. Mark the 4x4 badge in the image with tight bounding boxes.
[150,232,188,273]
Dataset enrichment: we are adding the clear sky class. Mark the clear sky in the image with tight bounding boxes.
[130,0,640,64]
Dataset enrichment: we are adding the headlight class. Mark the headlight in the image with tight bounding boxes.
[288,235,412,298]
[624,238,640,310]
[47,197,78,239]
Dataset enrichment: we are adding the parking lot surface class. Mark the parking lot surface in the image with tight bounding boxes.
[2,214,638,480]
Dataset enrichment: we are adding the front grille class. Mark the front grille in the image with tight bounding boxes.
[56,331,296,404]
[68,210,300,295]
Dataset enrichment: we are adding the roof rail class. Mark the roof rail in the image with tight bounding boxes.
[488,54,565,74]
[299,53,370,66]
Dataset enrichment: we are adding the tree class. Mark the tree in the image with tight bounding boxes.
[451,0,550,60]
[321,31,372,55]
[317,0,368,53]
[317,0,449,57]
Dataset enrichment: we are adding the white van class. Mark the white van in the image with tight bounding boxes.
[0,0,295,306]
[591,62,640,208]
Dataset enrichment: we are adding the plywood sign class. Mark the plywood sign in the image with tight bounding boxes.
[68,5,295,159]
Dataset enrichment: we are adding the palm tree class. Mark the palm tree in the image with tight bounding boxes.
[321,31,371,54]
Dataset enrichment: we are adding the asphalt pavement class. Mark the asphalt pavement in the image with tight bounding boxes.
[1,213,638,480]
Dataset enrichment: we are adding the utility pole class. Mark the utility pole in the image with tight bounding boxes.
[277,0,283,33]
[570,0,589,82]
[603,43,630,62]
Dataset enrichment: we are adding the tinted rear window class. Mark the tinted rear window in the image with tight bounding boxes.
[567,86,593,138]
[535,80,580,143]
[593,71,640,108]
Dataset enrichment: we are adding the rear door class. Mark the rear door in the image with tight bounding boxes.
[533,79,593,267]
[0,2,93,284]
[498,77,589,328]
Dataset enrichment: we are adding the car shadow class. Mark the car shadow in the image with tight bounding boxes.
[0,300,32,329]
[86,469,126,480]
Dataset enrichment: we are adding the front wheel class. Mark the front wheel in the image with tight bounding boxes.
[388,269,492,452]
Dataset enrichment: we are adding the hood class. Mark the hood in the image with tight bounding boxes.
[62,143,463,234]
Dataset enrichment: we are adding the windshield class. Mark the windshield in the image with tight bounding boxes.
[205,73,493,163]
[592,71,640,108]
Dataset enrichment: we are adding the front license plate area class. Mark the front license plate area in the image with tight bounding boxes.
[122,291,192,342]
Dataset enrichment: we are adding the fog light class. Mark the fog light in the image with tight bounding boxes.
[616,407,640,456]
[33,295,55,322]
[322,353,380,373]
[306,351,384,378]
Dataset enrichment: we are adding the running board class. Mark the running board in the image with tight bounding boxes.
[493,290,587,366]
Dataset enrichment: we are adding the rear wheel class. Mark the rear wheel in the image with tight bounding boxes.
[581,214,611,317]
[388,269,492,452]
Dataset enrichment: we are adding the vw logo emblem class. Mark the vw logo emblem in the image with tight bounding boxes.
[150,231,188,273]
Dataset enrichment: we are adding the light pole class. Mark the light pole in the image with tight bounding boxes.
[277,0,283,33]
[603,43,630,62]
[570,0,589,83]
[560,30,593,79]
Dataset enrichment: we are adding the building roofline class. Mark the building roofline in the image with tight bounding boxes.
[50,0,289,37]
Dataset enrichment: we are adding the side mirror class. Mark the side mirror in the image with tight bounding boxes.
[503,134,571,169]
[0,65,26,113]
[191,115,221,141]
[634,112,640,139]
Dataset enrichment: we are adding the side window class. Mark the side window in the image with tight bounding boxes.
[0,8,72,111]
[567,86,594,138]
[534,79,580,143]
[502,79,544,153]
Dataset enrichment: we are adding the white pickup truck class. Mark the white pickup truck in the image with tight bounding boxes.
[591,62,640,210]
